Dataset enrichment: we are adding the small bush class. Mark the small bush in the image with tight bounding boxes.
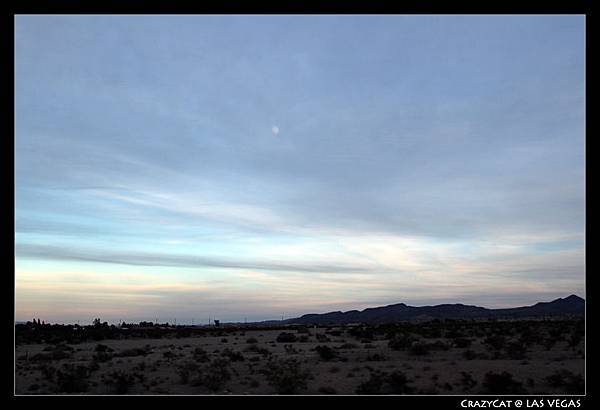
[483,335,506,350]
[117,346,151,357]
[221,348,245,362]
[102,370,136,394]
[192,358,231,391]
[192,347,210,362]
[277,332,297,343]
[388,334,415,351]
[355,373,384,394]
[482,371,526,394]
[264,358,310,394]
[505,341,527,360]
[315,345,338,361]
[94,344,114,353]
[460,371,477,389]
[56,364,90,393]
[355,370,413,394]
[452,338,472,348]
[546,370,584,394]
[340,343,358,349]
[177,362,199,384]
[284,344,299,354]
[365,353,387,361]
[409,342,429,356]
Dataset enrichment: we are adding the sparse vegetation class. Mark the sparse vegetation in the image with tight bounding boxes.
[16,319,584,395]
[263,358,310,394]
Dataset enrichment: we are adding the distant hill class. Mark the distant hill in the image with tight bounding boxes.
[270,295,584,325]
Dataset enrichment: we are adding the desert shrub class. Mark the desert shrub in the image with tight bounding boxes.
[386,371,413,394]
[356,370,413,394]
[388,334,416,351]
[463,349,477,360]
[264,358,310,394]
[245,344,271,356]
[133,361,146,372]
[483,335,506,350]
[55,364,90,393]
[543,337,557,351]
[276,332,297,343]
[29,353,54,362]
[192,358,231,391]
[460,371,477,389]
[39,363,56,381]
[102,370,136,394]
[356,372,384,394]
[296,327,309,334]
[349,327,374,341]
[365,353,387,361]
[94,344,114,353]
[246,337,258,344]
[28,383,40,391]
[163,351,177,359]
[568,331,584,349]
[220,338,228,343]
[481,371,526,394]
[409,342,430,356]
[192,347,210,362]
[423,327,442,338]
[298,335,310,343]
[452,337,472,348]
[340,343,358,349]
[221,348,245,362]
[31,344,74,362]
[318,386,337,394]
[505,341,527,359]
[315,345,338,361]
[117,346,151,357]
[548,326,566,341]
[177,362,199,384]
[429,340,450,351]
[327,330,342,337]
[284,344,299,354]
[93,350,114,363]
[545,370,584,394]
[87,360,100,372]
[519,329,542,346]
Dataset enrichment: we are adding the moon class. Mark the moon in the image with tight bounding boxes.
[272,125,280,135]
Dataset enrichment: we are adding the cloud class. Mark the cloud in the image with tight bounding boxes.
[14,243,381,274]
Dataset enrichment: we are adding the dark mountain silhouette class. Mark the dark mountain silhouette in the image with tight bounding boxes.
[269,295,584,325]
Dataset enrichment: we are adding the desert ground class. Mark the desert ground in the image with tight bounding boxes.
[15,320,584,395]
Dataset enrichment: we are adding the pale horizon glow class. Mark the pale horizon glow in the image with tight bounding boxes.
[15,15,585,324]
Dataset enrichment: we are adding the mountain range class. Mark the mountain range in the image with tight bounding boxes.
[266,295,584,325]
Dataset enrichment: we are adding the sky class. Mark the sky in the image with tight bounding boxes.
[15,15,585,324]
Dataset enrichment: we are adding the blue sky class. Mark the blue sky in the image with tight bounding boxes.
[15,15,585,324]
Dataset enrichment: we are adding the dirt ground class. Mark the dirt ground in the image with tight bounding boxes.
[15,325,585,395]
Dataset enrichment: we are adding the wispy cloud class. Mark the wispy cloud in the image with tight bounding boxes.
[15,243,380,274]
